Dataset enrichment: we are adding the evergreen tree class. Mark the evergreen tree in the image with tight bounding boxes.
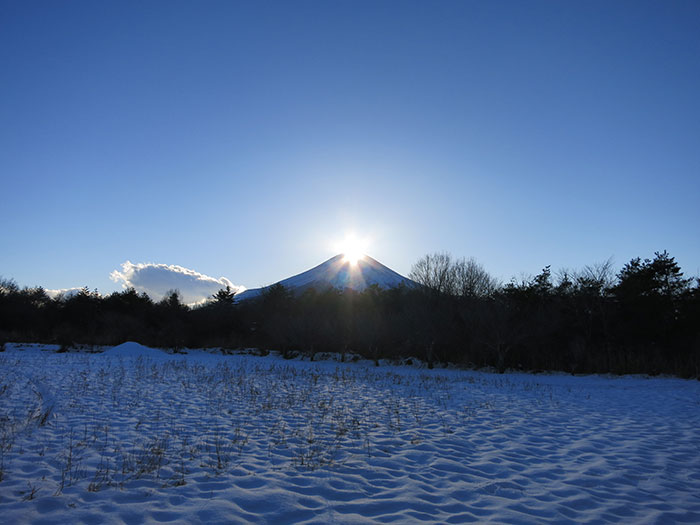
[212,285,236,306]
[614,251,691,299]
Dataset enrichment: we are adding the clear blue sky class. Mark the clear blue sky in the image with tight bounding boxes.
[2,0,699,294]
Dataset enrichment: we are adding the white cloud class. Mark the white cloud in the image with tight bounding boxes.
[46,287,84,300]
[110,261,245,306]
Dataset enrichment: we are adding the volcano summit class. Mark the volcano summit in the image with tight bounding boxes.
[236,254,416,300]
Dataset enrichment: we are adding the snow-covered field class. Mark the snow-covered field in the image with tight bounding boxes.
[1,343,699,524]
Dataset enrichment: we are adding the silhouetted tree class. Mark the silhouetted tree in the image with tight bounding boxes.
[453,257,499,298]
[409,252,455,295]
[212,285,236,306]
[610,251,693,373]
[156,290,189,351]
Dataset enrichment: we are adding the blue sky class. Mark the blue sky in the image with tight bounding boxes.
[2,0,699,298]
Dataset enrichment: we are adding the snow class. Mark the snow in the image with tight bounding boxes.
[101,341,173,359]
[1,344,699,523]
[237,254,416,299]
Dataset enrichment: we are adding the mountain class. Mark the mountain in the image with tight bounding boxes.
[236,254,416,300]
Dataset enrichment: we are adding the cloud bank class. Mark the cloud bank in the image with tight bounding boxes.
[110,261,245,306]
[46,287,84,300]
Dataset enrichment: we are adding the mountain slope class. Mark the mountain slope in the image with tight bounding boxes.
[237,254,416,300]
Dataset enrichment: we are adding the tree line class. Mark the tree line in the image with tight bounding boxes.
[1,250,698,377]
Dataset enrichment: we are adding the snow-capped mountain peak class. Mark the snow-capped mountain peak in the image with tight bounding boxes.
[237,254,415,300]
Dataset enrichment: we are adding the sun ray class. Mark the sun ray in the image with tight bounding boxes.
[335,233,369,266]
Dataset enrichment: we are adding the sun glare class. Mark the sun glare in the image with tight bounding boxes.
[336,233,369,266]
[343,251,362,266]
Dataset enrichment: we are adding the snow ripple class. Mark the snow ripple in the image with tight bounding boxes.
[0,346,699,523]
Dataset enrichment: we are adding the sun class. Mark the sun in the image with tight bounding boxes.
[336,233,369,266]
[343,250,363,266]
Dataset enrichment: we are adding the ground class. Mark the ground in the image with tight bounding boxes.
[1,343,699,524]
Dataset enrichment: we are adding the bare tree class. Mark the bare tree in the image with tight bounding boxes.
[579,258,615,294]
[0,277,19,295]
[453,257,499,298]
[409,252,455,295]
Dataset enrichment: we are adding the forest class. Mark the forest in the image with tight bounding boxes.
[1,251,698,377]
